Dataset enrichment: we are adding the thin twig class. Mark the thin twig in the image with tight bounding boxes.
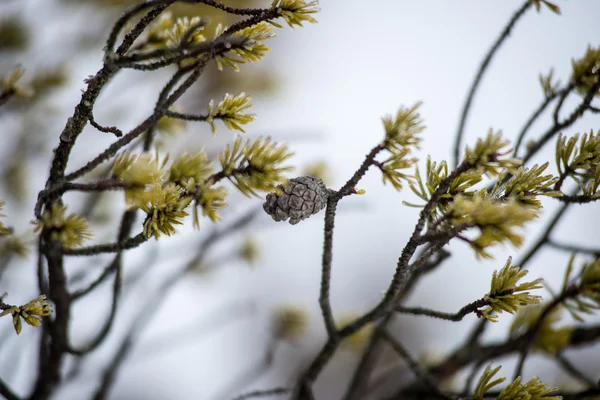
[513,90,560,158]
[89,113,123,137]
[555,353,596,387]
[62,233,147,256]
[231,387,290,400]
[215,339,278,400]
[91,209,258,400]
[523,68,600,165]
[547,239,600,256]
[453,0,531,167]
[380,330,449,399]
[0,376,20,400]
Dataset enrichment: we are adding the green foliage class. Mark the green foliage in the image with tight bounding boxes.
[448,192,538,258]
[169,152,214,187]
[475,363,560,400]
[464,129,521,176]
[214,22,275,72]
[272,305,308,341]
[382,102,424,150]
[113,152,163,204]
[0,201,10,236]
[34,204,92,248]
[571,45,600,97]
[146,13,206,49]
[379,103,425,191]
[474,364,505,400]
[134,183,190,240]
[492,163,561,209]
[337,315,374,351]
[0,17,30,51]
[271,0,319,29]
[530,0,561,14]
[406,157,483,211]
[206,92,255,133]
[1,65,33,98]
[561,255,600,321]
[156,114,186,136]
[0,235,29,258]
[189,183,227,229]
[498,376,560,400]
[510,305,572,355]
[480,258,543,322]
[0,294,52,335]
[379,147,417,191]
[218,136,294,197]
[302,160,330,185]
[539,68,560,98]
[555,131,600,185]
[165,16,206,48]
[239,236,260,265]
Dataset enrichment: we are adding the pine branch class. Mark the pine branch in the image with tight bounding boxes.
[62,233,147,256]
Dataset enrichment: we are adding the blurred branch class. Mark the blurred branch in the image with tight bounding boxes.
[523,68,600,164]
[512,83,568,157]
[91,208,259,400]
[547,239,600,256]
[135,301,256,361]
[64,210,137,356]
[512,284,581,379]
[216,338,278,400]
[0,376,20,400]
[0,89,16,108]
[231,387,290,400]
[453,0,532,167]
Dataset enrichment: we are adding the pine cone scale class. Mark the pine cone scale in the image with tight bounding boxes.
[263,176,328,225]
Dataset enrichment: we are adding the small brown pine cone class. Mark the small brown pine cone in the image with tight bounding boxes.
[263,176,328,225]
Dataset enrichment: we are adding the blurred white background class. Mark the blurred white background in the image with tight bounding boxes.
[1,1,600,399]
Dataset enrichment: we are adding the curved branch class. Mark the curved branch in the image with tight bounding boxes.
[0,376,20,400]
[453,0,532,167]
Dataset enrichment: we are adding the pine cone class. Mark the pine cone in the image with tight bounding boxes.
[263,176,328,225]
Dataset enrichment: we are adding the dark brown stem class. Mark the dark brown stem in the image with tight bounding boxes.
[0,376,20,400]
[396,291,512,322]
[231,387,290,400]
[62,233,147,257]
[380,330,449,399]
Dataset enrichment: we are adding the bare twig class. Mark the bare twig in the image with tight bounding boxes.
[453,0,532,167]
[62,233,147,256]
[555,353,596,387]
[395,291,512,322]
[91,209,258,400]
[0,376,20,400]
[547,239,600,256]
